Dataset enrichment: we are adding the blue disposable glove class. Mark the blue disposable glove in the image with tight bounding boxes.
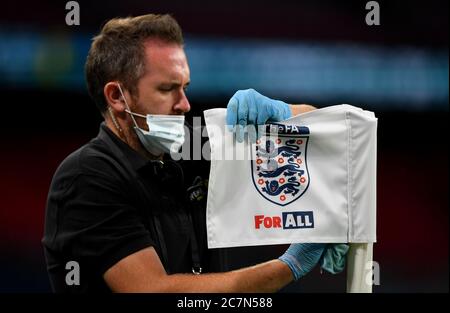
[279,243,326,281]
[319,243,349,274]
[226,89,292,143]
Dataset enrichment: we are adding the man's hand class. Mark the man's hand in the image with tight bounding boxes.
[278,243,326,281]
[226,89,292,143]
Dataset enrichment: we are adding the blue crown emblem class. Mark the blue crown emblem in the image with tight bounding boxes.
[251,124,310,206]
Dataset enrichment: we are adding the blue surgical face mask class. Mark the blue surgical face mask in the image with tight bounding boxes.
[117,84,185,156]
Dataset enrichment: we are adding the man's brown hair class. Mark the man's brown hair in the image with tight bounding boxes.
[85,14,184,113]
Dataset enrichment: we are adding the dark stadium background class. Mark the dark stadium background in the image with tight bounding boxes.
[0,0,448,292]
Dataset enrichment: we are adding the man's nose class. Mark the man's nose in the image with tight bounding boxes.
[174,90,191,113]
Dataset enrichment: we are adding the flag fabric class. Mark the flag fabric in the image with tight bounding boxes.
[204,105,377,249]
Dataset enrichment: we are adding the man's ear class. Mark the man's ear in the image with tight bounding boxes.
[104,82,126,113]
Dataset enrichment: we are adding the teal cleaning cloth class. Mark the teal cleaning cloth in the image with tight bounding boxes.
[320,243,349,274]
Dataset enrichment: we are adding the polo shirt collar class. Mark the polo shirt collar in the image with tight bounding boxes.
[97,122,154,172]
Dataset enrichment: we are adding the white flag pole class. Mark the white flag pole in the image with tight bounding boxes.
[346,243,373,293]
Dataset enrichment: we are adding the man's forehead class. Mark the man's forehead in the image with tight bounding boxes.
[143,39,188,73]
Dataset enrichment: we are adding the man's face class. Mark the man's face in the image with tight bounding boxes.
[129,39,191,128]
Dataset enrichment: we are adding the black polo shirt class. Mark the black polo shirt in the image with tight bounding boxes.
[42,122,213,293]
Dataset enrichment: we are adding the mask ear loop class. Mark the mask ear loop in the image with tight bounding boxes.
[117,83,141,129]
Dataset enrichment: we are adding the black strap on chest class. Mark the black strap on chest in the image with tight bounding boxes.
[187,211,202,275]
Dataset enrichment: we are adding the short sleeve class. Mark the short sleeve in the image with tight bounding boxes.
[56,172,154,275]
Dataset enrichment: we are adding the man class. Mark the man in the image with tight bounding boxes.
[42,14,329,293]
